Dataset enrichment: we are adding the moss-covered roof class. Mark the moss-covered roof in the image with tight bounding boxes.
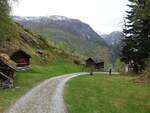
[0,53,17,70]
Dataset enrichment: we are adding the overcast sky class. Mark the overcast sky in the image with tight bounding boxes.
[12,0,129,34]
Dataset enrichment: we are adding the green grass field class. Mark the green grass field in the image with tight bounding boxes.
[65,74,150,113]
[0,60,83,113]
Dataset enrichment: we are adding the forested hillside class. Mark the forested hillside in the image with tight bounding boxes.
[100,31,124,64]
[13,16,108,56]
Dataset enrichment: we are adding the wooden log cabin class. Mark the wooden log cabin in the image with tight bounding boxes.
[86,56,104,69]
[0,54,17,88]
[10,50,31,70]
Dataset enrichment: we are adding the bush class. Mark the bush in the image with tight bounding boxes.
[60,50,69,56]
[73,59,82,65]
[142,64,150,80]
[132,64,150,83]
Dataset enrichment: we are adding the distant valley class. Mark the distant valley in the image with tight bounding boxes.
[99,31,124,64]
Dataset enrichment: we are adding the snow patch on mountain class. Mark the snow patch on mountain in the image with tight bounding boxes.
[47,15,70,21]
[13,15,70,22]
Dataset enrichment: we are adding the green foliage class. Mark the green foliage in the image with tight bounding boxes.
[55,41,71,51]
[0,0,10,21]
[73,58,82,65]
[0,21,18,43]
[121,0,150,73]
[114,59,125,72]
[65,74,150,113]
[141,63,150,80]
[0,0,19,43]
[0,0,10,43]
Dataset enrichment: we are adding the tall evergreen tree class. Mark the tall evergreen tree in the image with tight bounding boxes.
[121,0,150,72]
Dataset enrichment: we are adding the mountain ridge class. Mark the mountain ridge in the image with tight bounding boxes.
[13,15,102,40]
[13,15,108,56]
[100,31,123,45]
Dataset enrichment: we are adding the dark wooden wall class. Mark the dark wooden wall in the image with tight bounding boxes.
[86,59,104,69]
[86,59,95,68]
[0,65,14,80]
[11,52,30,67]
[95,62,104,69]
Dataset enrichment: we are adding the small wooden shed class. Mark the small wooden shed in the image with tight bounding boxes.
[86,56,104,69]
[10,50,31,70]
[0,54,17,88]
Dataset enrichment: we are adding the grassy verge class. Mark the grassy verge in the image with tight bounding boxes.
[0,60,83,113]
[65,74,150,113]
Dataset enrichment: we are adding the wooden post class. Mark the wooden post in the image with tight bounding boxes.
[90,69,93,75]
[0,80,2,88]
[109,68,112,75]
[90,65,95,75]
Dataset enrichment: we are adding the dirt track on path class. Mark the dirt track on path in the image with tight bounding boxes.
[4,72,118,113]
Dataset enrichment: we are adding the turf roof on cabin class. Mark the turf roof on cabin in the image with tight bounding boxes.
[0,53,17,70]
[0,49,30,57]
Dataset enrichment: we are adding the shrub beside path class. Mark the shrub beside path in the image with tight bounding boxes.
[4,72,118,113]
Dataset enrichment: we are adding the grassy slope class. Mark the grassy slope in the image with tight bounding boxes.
[0,57,83,112]
[0,22,51,58]
[34,28,96,56]
[65,74,150,113]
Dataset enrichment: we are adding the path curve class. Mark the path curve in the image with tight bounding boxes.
[4,72,118,113]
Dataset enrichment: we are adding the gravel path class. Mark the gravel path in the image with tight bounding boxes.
[4,72,118,113]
